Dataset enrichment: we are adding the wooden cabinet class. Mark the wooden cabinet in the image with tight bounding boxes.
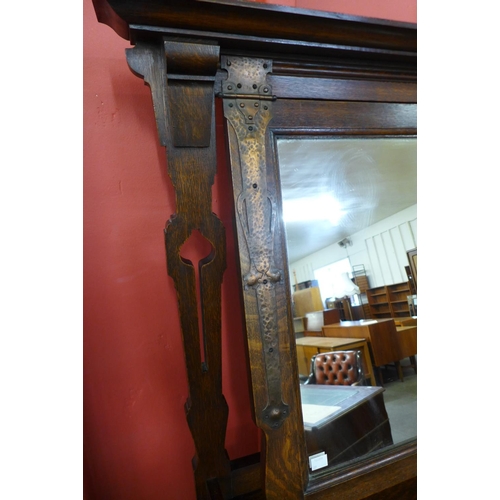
[366,285,392,319]
[387,282,413,317]
[367,281,412,319]
[323,320,400,369]
[293,287,323,317]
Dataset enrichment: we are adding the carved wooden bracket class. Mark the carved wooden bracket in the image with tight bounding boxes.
[127,39,230,499]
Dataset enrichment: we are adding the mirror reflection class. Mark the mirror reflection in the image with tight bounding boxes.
[276,136,417,475]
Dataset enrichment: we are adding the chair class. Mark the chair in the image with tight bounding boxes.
[305,350,365,386]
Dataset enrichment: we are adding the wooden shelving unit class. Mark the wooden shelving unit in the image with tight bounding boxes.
[366,285,391,318]
[387,282,412,317]
[366,281,412,319]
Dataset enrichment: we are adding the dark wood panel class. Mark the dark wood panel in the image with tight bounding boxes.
[271,59,416,82]
[271,101,417,131]
[268,75,416,102]
[362,477,417,500]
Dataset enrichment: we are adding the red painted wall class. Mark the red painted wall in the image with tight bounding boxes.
[83,1,416,498]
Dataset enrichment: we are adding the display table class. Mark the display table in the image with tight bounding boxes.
[301,385,393,470]
[296,336,376,386]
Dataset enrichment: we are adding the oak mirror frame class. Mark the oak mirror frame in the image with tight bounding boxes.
[224,88,417,498]
[91,0,416,498]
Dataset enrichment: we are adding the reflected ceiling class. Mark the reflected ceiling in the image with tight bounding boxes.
[277,137,417,263]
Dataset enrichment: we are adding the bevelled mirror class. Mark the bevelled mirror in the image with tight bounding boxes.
[276,135,416,477]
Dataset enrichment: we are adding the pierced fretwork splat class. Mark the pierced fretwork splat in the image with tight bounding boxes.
[127,39,230,499]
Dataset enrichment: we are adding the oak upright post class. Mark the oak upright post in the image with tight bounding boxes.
[127,38,230,499]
